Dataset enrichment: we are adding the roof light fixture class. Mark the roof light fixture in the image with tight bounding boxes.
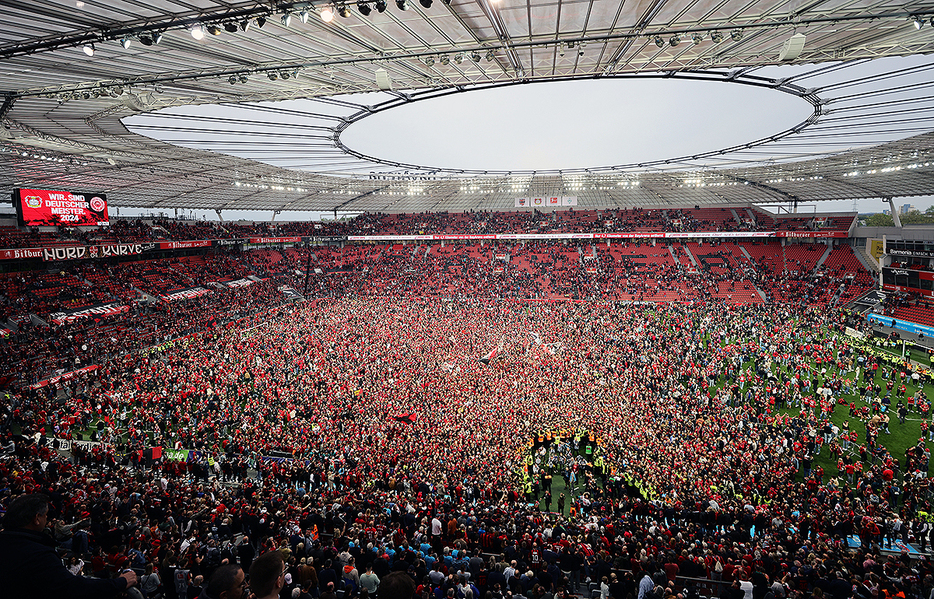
[238,74,249,83]
[207,24,222,35]
[396,0,408,10]
[120,37,131,49]
[240,19,251,32]
[224,22,239,33]
[256,15,267,28]
[424,56,435,66]
[692,32,703,44]
[268,72,278,80]
[420,0,432,7]
[83,43,95,56]
[358,2,372,15]
[485,50,494,62]
[281,70,290,80]
[669,34,680,47]
[710,30,723,43]
[439,54,450,65]
[320,6,334,21]
[229,75,237,84]
[281,12,292,27]
[914,16,924,29]
[454,52,464,64]
[299,10,310,23]
[471,50,481,62]
[375,0,387,12]
[730,29,743,41]
[654,36,664,48]
[138,34,154,46]
[190,24,205,40]
[338,4,351,17]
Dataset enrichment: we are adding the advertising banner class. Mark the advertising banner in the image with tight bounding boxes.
[0,248,43,260]
[159,240,212,250]
[160,287,211,302]
[226,278,255,288]
[867,312,934,337]
[49,302,129,325]
[28,364,100,389]
[248,237,302,244]
[13,188,109,226]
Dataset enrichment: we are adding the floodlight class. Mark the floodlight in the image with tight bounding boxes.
[730,29,743,41]
[281,13,292,27]
[120,37,131,49]
[692,32,703,44]
[669,34,680,47]
[396,0,408,10]
[190,24,205,40]
[420,0,432,7]
[206,24,222,35]
[375,0,387,12]
[358,2,372,15]
[654,36,664,48]
[83,43,95,56]
[224,22,239,32]
[710,30,723,43]
[338,4,351,17]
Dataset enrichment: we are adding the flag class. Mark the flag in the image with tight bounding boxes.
[391,413,417,424]
[479,347,499,365]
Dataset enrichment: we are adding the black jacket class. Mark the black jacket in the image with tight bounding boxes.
[0,528,129,599]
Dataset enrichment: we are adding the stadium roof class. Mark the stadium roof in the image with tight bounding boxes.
[2,0,934,213]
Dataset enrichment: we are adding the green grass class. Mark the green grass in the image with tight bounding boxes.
[741,341,934,483]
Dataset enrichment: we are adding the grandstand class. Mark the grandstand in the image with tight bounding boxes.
[6,2,934,598]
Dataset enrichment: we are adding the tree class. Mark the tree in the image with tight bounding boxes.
[900,209,933,225]
[864,213,894,227]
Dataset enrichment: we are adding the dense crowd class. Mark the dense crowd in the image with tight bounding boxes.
[0,207,854,249]
[3,296,934,599]
[0,234,874,387]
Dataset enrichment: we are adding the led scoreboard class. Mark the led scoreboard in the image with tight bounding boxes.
[12,188,109,227]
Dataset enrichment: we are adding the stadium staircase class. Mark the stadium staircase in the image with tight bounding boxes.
[813,245,833,269]
[853,244,881,273]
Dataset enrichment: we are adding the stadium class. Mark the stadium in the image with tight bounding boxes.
[4,1,934,599]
